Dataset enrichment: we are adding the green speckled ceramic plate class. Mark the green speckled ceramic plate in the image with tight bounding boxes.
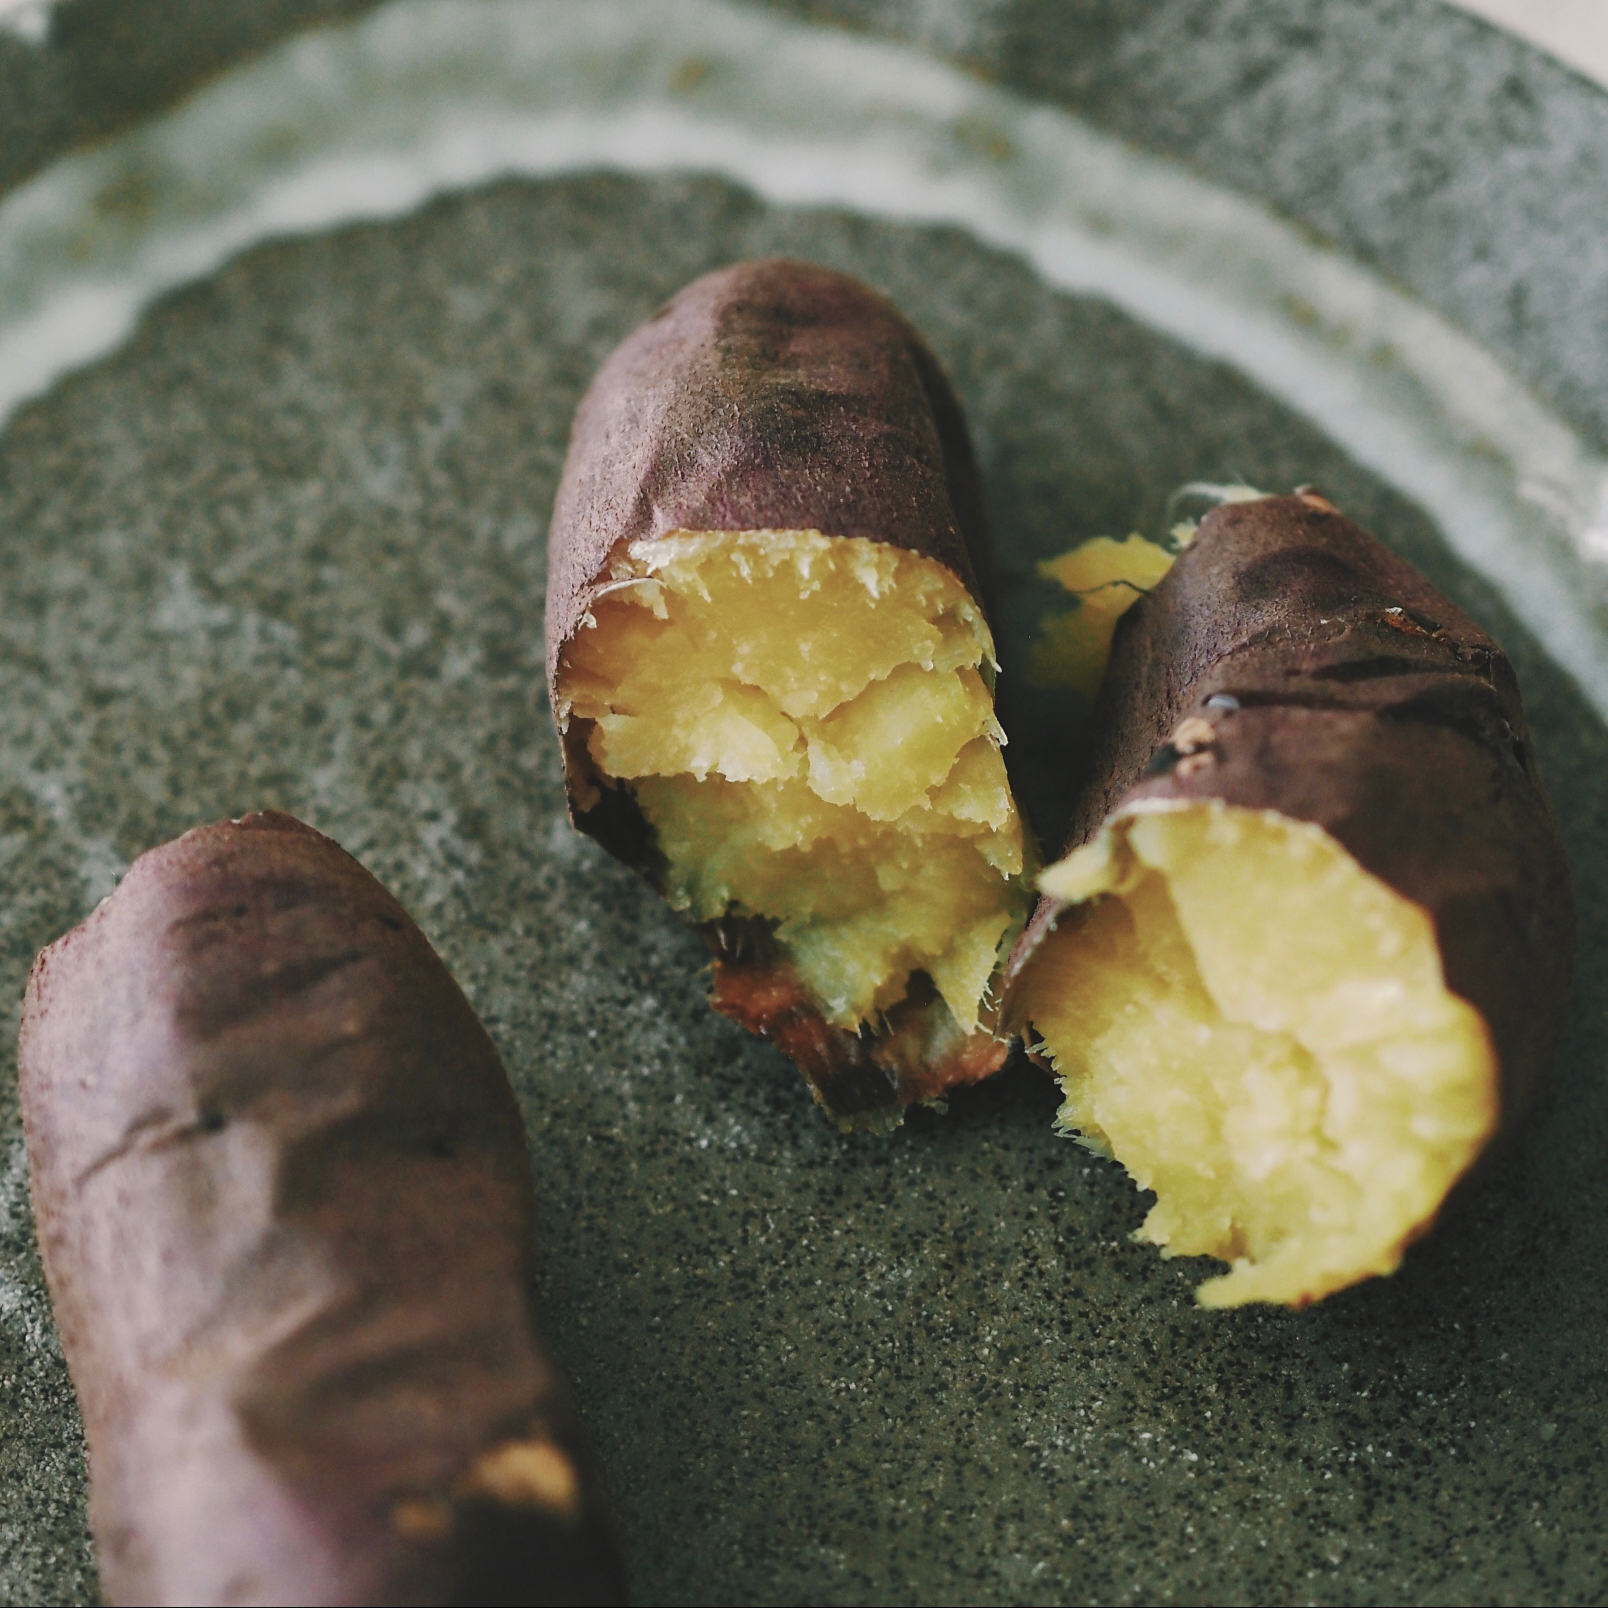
[0,3,1604,1602]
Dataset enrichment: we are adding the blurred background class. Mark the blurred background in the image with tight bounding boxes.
[1456,0,1608,84]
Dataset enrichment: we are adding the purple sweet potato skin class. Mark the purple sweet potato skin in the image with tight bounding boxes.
[18,812,626,1608]
[545,256,991,704]
[1009,494,1575,1133]
[544,258,995,873]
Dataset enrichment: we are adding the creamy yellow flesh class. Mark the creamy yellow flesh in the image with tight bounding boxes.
[1029,535,1178,696]
[1014,801,1496,1307]
[555,529,1028,1031]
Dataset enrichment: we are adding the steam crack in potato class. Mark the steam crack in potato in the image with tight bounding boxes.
[1013,802,1495,1308]
[556,528,1027,1036]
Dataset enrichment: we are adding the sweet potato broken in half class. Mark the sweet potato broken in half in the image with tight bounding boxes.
[1010,801,1495,1308]
[1005,492,1573,1307]
[546,258,1034,1126]
[555,526,1028,1122]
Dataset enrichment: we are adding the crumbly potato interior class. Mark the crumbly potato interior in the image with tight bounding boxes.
[1029,535,1177,696]
[556,529,1029,1030]
[1014,801,1496,1307]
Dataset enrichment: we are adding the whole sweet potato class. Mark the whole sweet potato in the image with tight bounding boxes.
[18,812,626,1606]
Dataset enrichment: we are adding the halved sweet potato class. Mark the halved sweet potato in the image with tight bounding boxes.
[1006,493,1574,1307]
[547,260,1031,1127]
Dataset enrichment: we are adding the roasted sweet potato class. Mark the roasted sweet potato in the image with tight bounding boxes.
[1005,492,1575,1307]
[18,812,626,1606]
[546,259,1031,1128]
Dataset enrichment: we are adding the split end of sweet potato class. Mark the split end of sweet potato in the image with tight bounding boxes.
[555,527,1029,1127]
[1008,797,1498,1307]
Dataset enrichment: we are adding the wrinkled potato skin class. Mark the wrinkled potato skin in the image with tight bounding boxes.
[1009,494,1575,1135]
[18,813,626,1608]
[544,256,993,860]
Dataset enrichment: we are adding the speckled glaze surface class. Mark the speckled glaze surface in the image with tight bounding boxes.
[0,4,1604,1606]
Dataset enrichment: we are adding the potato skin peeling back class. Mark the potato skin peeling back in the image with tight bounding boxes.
[1007,494,1575,1306]
[546,260,1029,1127]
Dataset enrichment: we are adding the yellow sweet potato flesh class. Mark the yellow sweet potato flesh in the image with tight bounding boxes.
[1029,535,1178,696]
[556,530,1028,1030]
[1015,801,1495,1307]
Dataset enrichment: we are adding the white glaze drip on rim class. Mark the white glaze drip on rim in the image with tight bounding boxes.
[2,0,1607,713]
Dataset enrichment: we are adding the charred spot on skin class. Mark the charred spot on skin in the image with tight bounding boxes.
[706,953,890,1119]
[1146,717,1219,778]
[1295,486,1341,515]
[1375,605,1446,641]
[707,951,1005,1128]
[1368,607,1504,679]
[460,1438,583,1524]
[391,1496,455,1543]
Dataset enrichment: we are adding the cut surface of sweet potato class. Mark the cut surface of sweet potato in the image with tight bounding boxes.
[556,527,1028,1042]
[1012,800,1496,1308]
